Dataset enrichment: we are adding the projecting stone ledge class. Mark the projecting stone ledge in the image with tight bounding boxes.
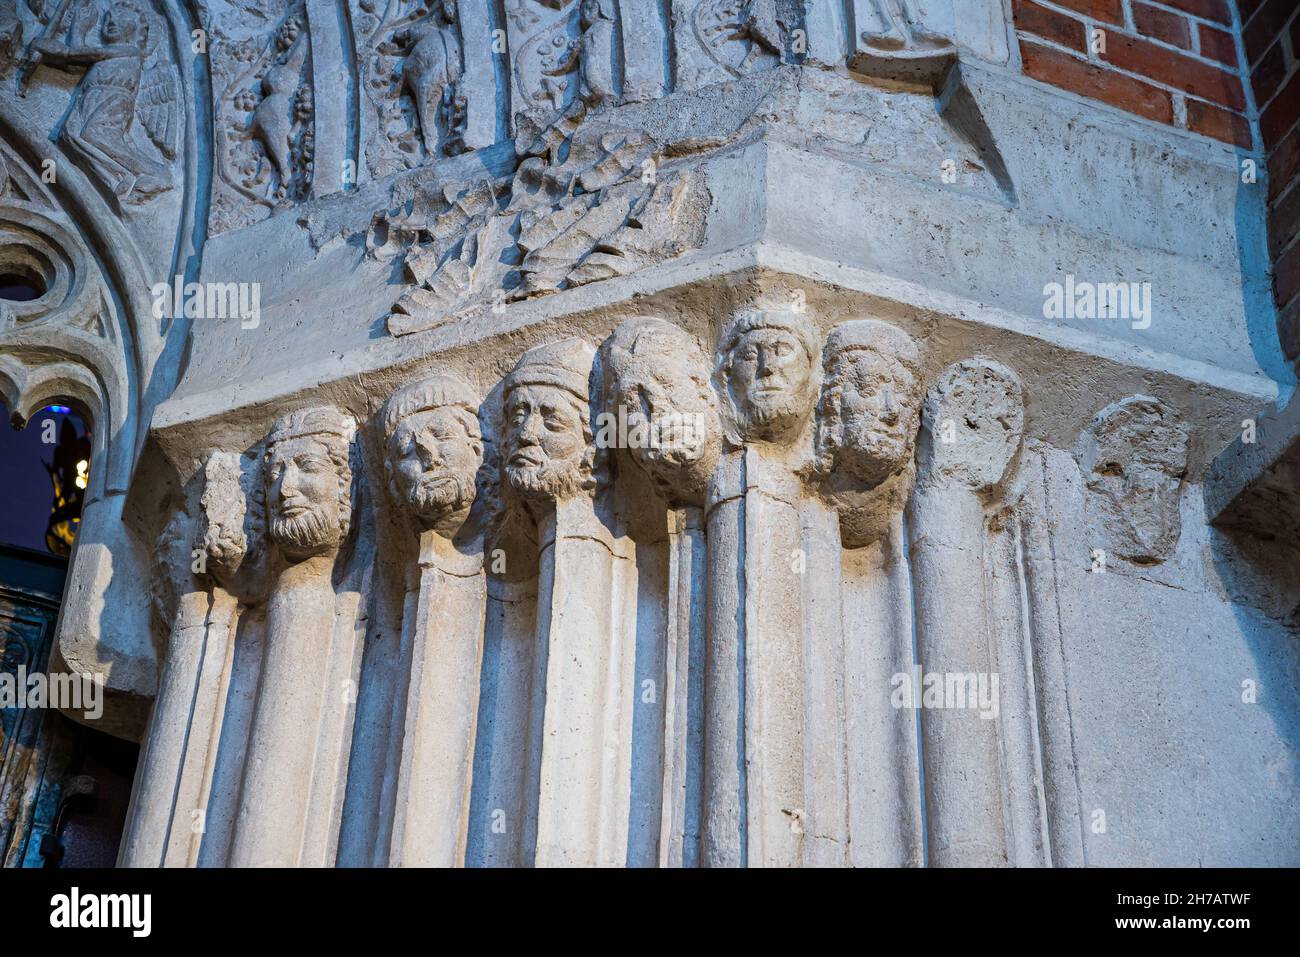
[1206,390,1300,544]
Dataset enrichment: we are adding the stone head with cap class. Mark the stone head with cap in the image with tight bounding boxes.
[502,337,598,503]
[602,317,721,506]
[264,405,357,561]
[816,319,923,484]
[380,374,483,531]
[714,306,820,446]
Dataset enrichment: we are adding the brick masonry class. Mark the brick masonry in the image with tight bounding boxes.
[1011,0,1300,364]
[1013,0,1251,149]
[1239,0,1300,360]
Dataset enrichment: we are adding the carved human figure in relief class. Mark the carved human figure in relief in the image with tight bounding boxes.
[398,0,464,158]
[28,0,177,205]
[381,374,484,535]
[577,0,616,108]
[811,320,924,546]
[1076,395,1188,564]
[714,307,819,447]
[263,407,357,561]
[251,17,309,199]
[501,337,599,504]
[601,317,722,507]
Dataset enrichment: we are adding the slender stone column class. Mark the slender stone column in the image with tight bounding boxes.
[807,319,925,867]
[119,581,209,868]
[497,337,634,866]
[907,359,1025,868]
[121,450,261,868]
[701,307,821,868]
[378,375,490,867]
[659,505,706,867]
[599,317,721,868]
[229,407,357,868]
[389,532,486,865]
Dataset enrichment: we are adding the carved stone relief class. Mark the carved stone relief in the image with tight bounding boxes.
[376,123,709,336]
[500,337,599,508]
[380,373,484,535]
[713,306,819,447]
[204,1,314,234]
[813,319,923,548]
[355,0,466,180]
[601,316,722,508]
[1076,395,1189,565]
[21,0,180,208]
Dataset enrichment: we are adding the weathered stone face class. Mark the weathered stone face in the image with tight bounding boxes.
[1077,396,1189,564]
[503,383,590,502]
[825,348,921,484]
[718,312,818,446]
[603,318,721,506]
[387,407,482,527]
[919,358,1025,494]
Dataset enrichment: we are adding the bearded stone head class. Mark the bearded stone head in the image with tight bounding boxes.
[715,307,820,446]
[816,320,923,485]
[264,406,356,561]
[502,338,598,504]
[380,374,483,533]
[601,317,721,507]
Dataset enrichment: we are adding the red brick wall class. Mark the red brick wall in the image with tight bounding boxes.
[1013,0,1252,148]
[1242,0,1300,358]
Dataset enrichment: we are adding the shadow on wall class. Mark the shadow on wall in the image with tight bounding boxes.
[1207,522,1300,789]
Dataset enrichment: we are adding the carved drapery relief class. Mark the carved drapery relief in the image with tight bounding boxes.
[1076,395,1189,565]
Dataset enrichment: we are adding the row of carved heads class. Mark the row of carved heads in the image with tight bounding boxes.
[191,310,1190,577]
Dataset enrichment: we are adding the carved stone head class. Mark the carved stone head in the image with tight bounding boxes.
[264,406,356,561]
[199,449,251,580]
[502,338,598,503]
[715,307,819,446]
[917,358,1025,496]
[601,317,722,507]
[816,320,923,485]
[1076,396,1188,564]
[380,374,483,533]
[103,3,146,45]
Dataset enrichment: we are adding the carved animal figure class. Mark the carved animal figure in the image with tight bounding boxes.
[399,0,462,157]
[252,25,308,197]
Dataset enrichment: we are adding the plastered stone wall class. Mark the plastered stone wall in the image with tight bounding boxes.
[0,0,1294,867]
